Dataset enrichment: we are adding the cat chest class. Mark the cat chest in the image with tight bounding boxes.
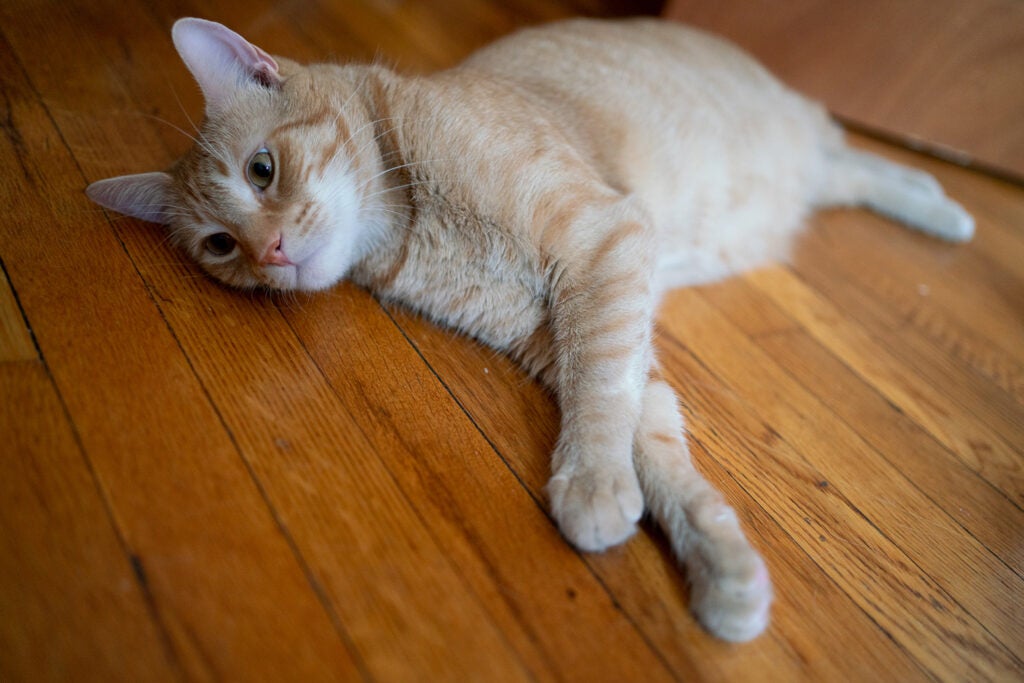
[376,220,548,351]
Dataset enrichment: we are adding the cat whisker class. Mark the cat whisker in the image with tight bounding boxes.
[348,129,400,175]
[126,87,234,172]
[357,158,447,192]
[365,208,411,224]
[345,116,399,151]
[169,82,202,136]
[334,70,375,123]
[358,118,403,153]
[368,202,413,215]
[331,118,402,173]
[360,179,435,204]
[316,119,400,186]
[272,287,314,313]
[137,112,226,165]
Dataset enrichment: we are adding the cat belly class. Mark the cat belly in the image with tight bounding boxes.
[644,139,819,292]
[643,109,829,291]
[465,18,837,291]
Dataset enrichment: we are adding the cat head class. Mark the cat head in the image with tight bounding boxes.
[87,18,393,292]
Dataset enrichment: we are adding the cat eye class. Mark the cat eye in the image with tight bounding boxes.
[247,149,274,189]
[204,232,237,256]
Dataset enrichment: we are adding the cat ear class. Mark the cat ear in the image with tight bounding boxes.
[171,17,281,114]
[86,172,174,224]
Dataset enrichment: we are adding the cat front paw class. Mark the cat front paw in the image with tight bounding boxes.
[547,461,644,552]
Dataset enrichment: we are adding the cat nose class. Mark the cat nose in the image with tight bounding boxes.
[259,235,294,267]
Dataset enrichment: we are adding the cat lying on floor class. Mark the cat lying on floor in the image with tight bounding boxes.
[87,17,972,642]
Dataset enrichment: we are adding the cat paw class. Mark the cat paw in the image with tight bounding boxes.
[898,165,944,198]
[687,504,772,642]
[547,461,644,552]
[690,547,771,642]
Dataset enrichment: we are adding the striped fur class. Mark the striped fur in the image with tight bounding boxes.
[86,17,972,642]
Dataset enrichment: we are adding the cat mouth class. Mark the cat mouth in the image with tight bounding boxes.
[263,256,328,293]
[255,259,302,291]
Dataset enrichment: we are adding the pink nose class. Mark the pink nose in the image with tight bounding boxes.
[259,235,294,267]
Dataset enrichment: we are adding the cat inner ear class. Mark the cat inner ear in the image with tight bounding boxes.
[86,172,174,225]
[171,17,281,114]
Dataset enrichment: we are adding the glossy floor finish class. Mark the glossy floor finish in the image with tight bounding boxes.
[1,0,1021,680]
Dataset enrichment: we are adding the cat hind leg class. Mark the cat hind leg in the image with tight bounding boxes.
[818,147,974,242]
[635,375,771,642]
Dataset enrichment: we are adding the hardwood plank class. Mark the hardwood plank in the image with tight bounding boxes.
[141,284,535,681]
[659,287,1023,680]
[695,274,1024,650]
[849,137,1024,288]
[805,230,1024,399]
[282,289,677,681]
[748,264,1024,501]
[762,138,1024,471]
[306,0,454,70]
[701,277,1024,573]
[803,201,1024,372]
[664,0,1024,180]
[390,305,930,681]
[681,440,930,682]
[796,224,1024,435]
[0,362,177,682]
[0,265,35,362]
[0,11,362,680]
[801,140,1024,381]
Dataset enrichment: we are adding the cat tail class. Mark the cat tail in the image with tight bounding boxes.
[818,147,974,242]
[633,376,772,642]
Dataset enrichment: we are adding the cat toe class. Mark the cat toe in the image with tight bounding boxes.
[547,464,644,552]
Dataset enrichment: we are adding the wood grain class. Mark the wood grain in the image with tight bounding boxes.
[0,7,361,679]
[658,287,1020,678]
[700,278,1024,571]
[0,362,177,682]
[664,0,1024,180]
[390,304,930,682]
[1,0,1022,680]
[285,289,676,681]
[0,268,35,362]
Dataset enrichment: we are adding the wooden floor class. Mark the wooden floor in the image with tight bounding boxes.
[1,0,1022,681]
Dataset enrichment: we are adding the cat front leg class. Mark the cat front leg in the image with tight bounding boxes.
[635,372,772,642]
[543,198,657,552]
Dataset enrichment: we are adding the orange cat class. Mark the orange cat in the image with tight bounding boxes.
[87,17,972,642]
